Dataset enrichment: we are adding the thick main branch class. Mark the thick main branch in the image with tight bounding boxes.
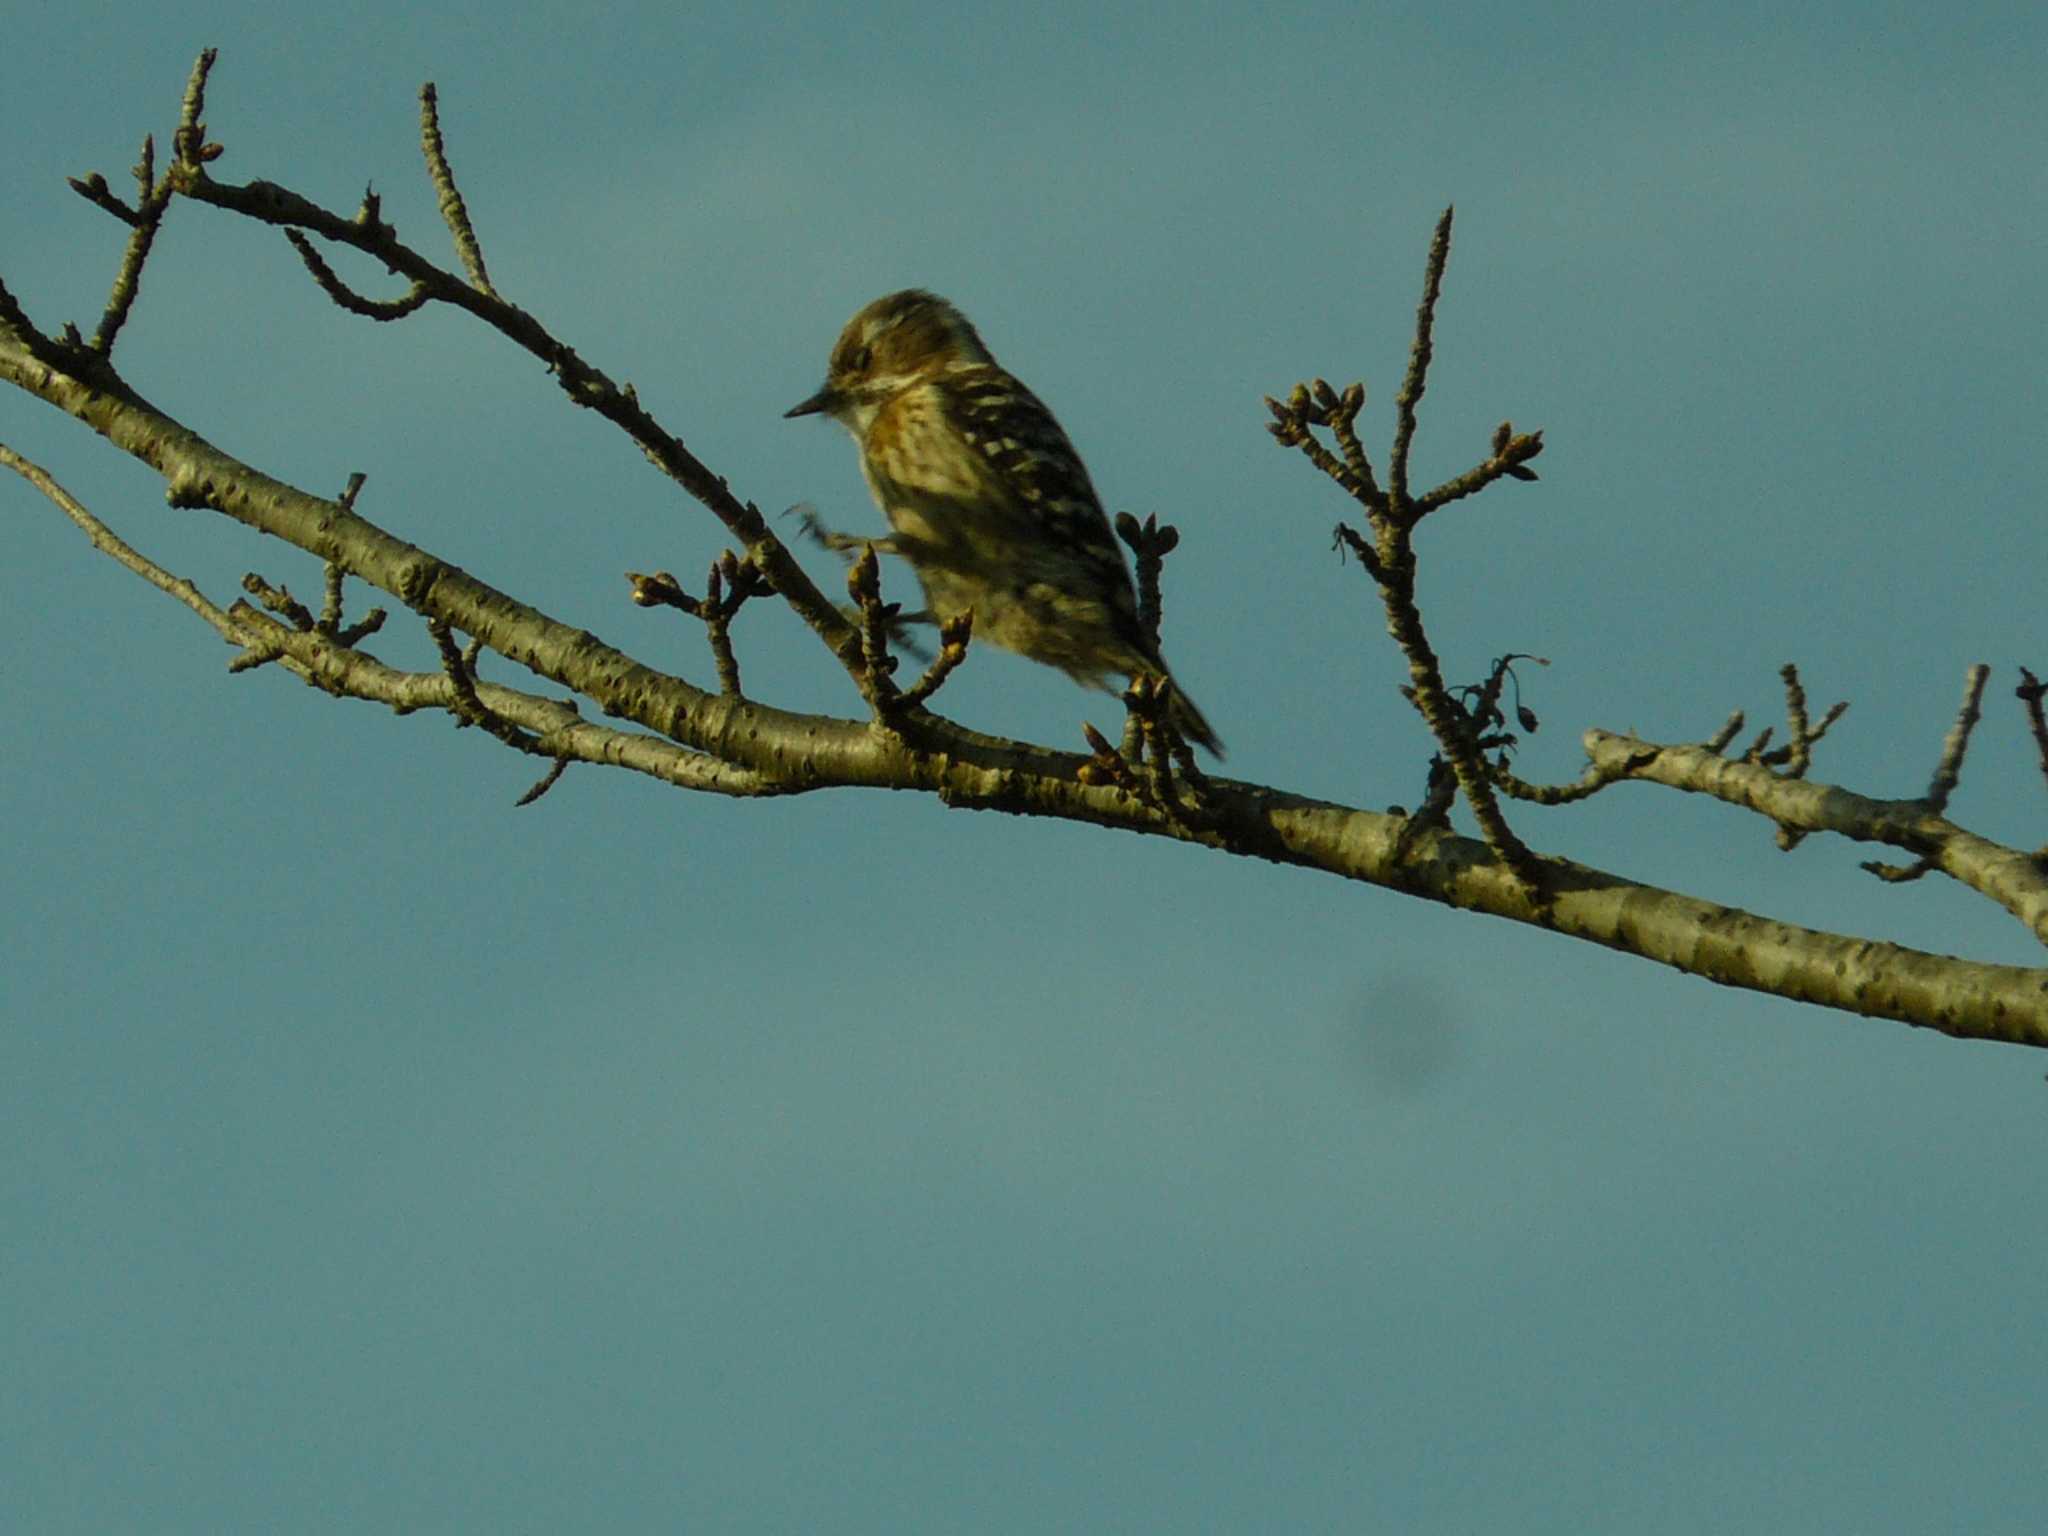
[6,62,2044,1046]
[6,325,2044,1043]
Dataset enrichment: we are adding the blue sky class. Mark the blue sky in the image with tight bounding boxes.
[6,3,2046,1531]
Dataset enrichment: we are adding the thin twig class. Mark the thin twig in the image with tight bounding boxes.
[419,82,494,295]
[899,610,973,708]
[241,571,314,630]
[1326,380,1381,503]
[846,543,899,709]
[66,171,142,226]
[1077,721,1136,790]
[284,229,431,319]
[1263,214,1541,884]
[1925,664,1990,810]
[1388,205,1454,513]
[169,47,220,170]
[1781,662,1814,777]
[2017,668,2048,794]
[318,561,346,633]
[705,553,767,697]
[1492,763,1617,805]
[168,154,860,683]
[514,756,570,807]
[1266,389,1378,507]
[1114,511,1180,652]
[1416,422,1544,515]
[88,137,168,354]
[1704,711,1745,754]
[88,50,221,356]
[1,440,251,647]
[427,615,546,755]
[1863,856,1936,884]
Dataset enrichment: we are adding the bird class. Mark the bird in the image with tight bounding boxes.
[784,289,1222,757]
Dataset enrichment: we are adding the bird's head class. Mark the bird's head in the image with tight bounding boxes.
[785,289,993,434]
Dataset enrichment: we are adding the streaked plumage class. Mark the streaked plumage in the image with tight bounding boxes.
[786,290,1222,756]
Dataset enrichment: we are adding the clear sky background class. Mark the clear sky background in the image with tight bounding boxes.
[5,3,2045,1531]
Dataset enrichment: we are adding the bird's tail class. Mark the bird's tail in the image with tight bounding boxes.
[1108,636,1225,759]
[1163,675,1224,760]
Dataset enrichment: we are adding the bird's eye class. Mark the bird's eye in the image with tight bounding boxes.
[848,345,873,374]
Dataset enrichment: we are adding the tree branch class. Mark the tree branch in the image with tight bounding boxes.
[5,58,2044,1047]
[1583,728,2048,946]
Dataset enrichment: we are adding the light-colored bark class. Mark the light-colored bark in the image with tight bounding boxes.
[5,51,2043,1046]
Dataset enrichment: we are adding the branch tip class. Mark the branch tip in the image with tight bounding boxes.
[419,80,494,294]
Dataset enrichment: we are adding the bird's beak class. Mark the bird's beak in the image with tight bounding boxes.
[784,383,835,420]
